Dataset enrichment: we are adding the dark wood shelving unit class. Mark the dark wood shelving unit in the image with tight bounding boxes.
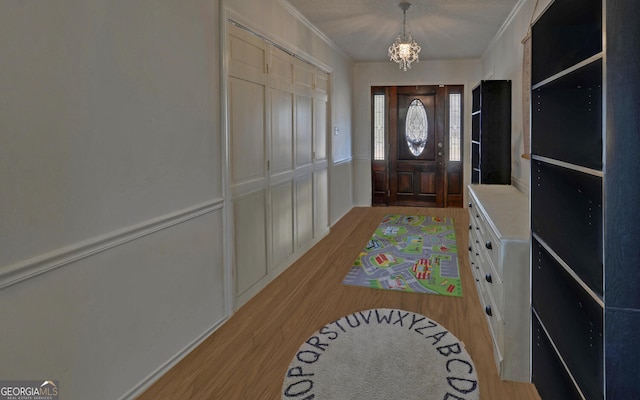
[530,0,640,398]
[471,80,511,184]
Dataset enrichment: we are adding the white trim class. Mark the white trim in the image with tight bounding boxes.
[332,157,353,166]
[119,315,229,400]
[511,175,529,193]
[352,155,370,162]
[0,199,224,290]
[221,4,235,319]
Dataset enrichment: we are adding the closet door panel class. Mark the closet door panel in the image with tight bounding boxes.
[228,25,267,84]
[314,98,327,161]
[296,174,313,248]
[271,88,294,174]
[296,95,313,167]
[271,181,294,267]
[234,191,268,296]
[314,169,328,236]
[229,77,265,185]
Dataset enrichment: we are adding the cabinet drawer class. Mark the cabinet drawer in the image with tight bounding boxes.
[480,224,501,278]
[476,271,503,349]
[532,237,603,399]
[471,230,504,308]
[468,197,487,237]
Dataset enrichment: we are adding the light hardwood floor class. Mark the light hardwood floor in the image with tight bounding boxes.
[139,206,541,399]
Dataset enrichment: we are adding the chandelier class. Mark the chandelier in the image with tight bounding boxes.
[388,1,421,71]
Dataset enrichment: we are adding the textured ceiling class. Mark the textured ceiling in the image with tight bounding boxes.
[286,0,520,62]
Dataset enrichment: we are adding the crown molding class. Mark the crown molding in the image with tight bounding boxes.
[482,0,529,60]
[277,0,351,62]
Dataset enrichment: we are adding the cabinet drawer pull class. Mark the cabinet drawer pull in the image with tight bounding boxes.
[469,202,473,208]
[485,305,493,316]
[469,224,472,230]
[468,246,472,251]
[485,273,492,283]
[485,241,492,250]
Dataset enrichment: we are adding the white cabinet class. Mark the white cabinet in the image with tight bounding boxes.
[468,184,530,382]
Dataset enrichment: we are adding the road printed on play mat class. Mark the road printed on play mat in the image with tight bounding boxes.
[342,215,462,297]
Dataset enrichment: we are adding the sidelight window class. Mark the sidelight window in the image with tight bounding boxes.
[373,94,385,160]
[449,93,461,161]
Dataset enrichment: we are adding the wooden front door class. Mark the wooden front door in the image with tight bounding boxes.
[389,85,445,206]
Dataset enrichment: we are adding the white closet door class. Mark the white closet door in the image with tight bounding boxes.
[227,23,331,308]
[228,24,269,301]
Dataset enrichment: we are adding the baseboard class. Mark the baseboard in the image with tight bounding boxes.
[119,315,229,400]
[511,175,529,194]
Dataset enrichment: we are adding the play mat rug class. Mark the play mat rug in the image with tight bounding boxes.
[342,215,462,297]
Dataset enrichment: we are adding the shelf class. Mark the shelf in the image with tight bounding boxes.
[470,80,511,185]
[532,233,604,307]
[531,159,603,297]
[532,310,587,400]
[531,155,602,178]
[531,0,602,85]
[471,113,480,142]
[531,58,603,170]
[532,237,604,400]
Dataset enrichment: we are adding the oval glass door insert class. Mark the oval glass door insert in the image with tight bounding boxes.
[405,99,428,156]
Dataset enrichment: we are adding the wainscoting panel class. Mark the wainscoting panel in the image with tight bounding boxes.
[0,209,227,400]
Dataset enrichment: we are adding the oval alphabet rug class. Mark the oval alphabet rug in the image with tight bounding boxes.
[282,308,479,400]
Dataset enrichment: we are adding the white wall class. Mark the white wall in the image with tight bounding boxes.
[0,1,226,399]
[0,0,354,399]
[480,0,553,192]
[351,60,482,206]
